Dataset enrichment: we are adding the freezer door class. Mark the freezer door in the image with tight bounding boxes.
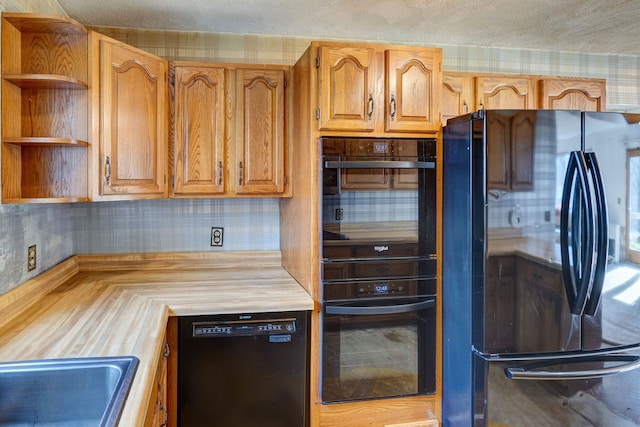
[476,351,640,426]
[583,112,640,351]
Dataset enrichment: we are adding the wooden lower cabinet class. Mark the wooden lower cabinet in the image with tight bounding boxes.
[144,317,177,427]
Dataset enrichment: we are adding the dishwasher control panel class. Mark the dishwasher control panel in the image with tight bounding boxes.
[192,318,297,338]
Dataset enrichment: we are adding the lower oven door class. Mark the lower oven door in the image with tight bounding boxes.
[322,296,437,403]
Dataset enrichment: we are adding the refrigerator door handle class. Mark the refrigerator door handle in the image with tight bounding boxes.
[560,151,595,315]
[583,152,609,315]
[505,354,640,380]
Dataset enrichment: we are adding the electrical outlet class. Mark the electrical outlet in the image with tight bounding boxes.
[335,208,344,221]
[27,245,36,271]
[211,227,224,247]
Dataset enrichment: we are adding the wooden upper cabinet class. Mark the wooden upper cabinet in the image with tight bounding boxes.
[172,65,225,196]
[442,72,606,116]
[538,77,606,111]
[316,43,442,135]
[169,62,289,198]
[442,72,475,123]
[92,32,168,199]
[235,68,286,194]
[384,47,441,133]
[476,75,536,110]
[1,13,89,203]
[317,45,376,132]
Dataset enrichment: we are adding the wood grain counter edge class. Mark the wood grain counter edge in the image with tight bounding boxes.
[0,251,314,426]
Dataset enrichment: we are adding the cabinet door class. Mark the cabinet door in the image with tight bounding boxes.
[538,77,606,111]
[442,72,475,123]
[235,68,285,194]
[317,45,377,131]
[476,75,536,110]
[384,48,441,132]
[173,66,225,195]
[99,36,167,196]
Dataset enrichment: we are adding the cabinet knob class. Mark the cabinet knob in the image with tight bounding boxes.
[463,100,469,113]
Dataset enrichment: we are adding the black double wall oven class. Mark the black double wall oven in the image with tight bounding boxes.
[321,137,438,403]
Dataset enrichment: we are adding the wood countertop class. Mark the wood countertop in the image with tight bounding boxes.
[0,251,314,426]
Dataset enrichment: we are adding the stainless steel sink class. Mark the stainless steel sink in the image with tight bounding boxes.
[0,356,139,427]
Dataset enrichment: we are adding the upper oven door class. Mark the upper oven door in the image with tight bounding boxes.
[321,137,437,284]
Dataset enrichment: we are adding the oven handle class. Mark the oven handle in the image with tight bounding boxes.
[324,160,435,169]
[325,298,435,316]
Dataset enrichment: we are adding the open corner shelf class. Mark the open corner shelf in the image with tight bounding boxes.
[2,13,87,35]
[1,12,90,204]
[3,74,88,90]
[3,137,89,147]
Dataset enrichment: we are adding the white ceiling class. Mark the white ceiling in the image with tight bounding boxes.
[57,0,640,56]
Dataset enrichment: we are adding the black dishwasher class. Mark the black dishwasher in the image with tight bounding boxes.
[178,311,310,427]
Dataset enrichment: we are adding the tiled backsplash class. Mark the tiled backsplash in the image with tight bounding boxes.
[72,198,280,254]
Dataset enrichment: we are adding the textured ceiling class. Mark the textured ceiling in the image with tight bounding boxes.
[57,0,640,56]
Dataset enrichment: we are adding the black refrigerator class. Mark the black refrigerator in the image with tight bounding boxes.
[442,109,640,426]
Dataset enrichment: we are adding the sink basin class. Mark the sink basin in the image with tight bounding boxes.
[0,356,139,427]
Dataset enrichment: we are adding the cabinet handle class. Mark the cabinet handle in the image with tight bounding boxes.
[218,161,223,186]
[367,94,374,119]
[463,100,469,113]
[479,99,485,110]
[160,404,168,427]
[389,94,397,120]
[105,156,111,186]
[238,161,243,185]
[162,342,170,358]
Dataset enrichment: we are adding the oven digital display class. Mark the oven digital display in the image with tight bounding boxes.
[375,284,389,294]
